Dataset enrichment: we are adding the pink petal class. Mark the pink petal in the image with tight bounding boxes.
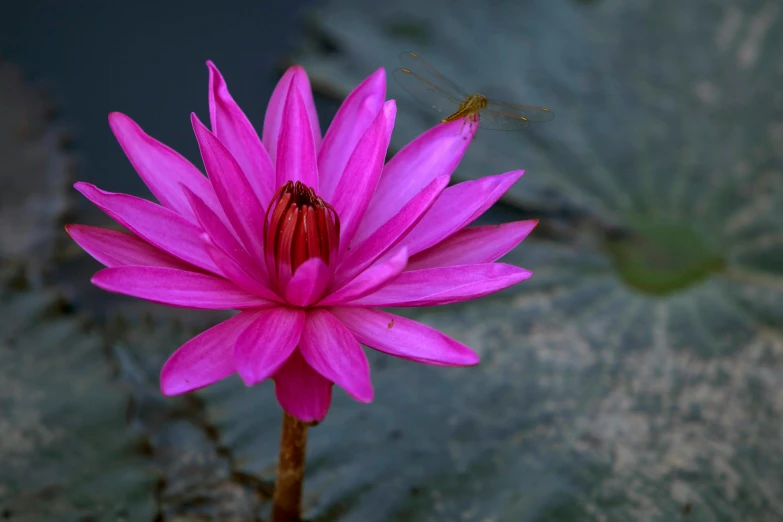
[108,113,224,224]
[234,307,306,386]
[75,182,220,274]
[320,247,408,306]
[335,175,448,286]
[299,309,373,403]
[346,263,532,307]
[65,224,192,269]
[263,66,321,164]
[284,258,330,307]
[91,266,273,309]
[330,100,396,255]
[274,79,319,189]
[203,243,281,302]
[408,220,538,270]
[191,114,267,262]
[317,68,386,200]
[181,185,270,287]
[207,61,276,206]
[160,310,262,395]
[274,350,333,423]
[355,119,474,244]
[401,170,525,256]
[331,307,479,366]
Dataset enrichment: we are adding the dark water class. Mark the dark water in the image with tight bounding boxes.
[1,0,316,202]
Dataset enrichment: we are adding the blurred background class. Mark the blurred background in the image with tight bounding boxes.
[1,0,782,520]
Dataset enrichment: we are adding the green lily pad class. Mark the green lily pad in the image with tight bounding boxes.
[180,0,783,519]
[293,0,783,220]
[106,315,273,520]
[193,237,783,521]
[0,284,157,521]
[0,62,73,277]
[26,0,780,517]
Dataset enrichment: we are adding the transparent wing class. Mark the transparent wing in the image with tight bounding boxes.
[393,51,469,115]
[398,52,469,98]
[392,67,464,115]
[484,99,555,123]
[476,109,532,130]
[475,99,555,131]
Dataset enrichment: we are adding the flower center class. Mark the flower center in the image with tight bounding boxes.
[264,181,340,284]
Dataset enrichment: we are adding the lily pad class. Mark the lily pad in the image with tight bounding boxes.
[0,283,157,521]
[106,315,273,521]
[23,0,780,517]
[192,236,783,521]
[293,0,783,220]
[173,0,783,519]
[0,62,73,277]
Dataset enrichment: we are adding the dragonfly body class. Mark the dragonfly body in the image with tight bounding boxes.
[393,51,554,131]
[441,93,489,124]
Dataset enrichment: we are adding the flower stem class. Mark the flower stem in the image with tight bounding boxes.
[271,412,308,522]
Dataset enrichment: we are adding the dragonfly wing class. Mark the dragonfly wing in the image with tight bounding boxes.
[477,108,532,130]
[397,52,469,99]
[484,99,556,122]
[392,67,463,115]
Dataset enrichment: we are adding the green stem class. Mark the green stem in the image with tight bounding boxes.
[271,412,308,522]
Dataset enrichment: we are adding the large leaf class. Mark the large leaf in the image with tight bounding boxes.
[0,62,73,276]
[173,0,783,519]
[23,0,781,518]
[0,284,157,521]
[193,239,783,521]
[106,315,273,521]
[293,0,783,220]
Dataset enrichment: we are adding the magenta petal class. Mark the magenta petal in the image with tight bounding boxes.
[274,79,319,189]
[207,61,276,206]
[234,307,306,386]
[263,66,321,164]
[346,263,532,307]
[401,170,525,256]
[181,185,270,286]
[331,307,479,366]
[192,114,267,262]
[92,266,273,309]
[285,258,330,307]
[160,310,262,395]
[318,68,386,200]
[330,100,396,254]
[356,120,474,243]
[75,182,220,273]
[408,220,539,270]
[320,247,407,306]
[108,112,222,223]
[274,350,333,423]
[65,224,192,269]
[336,175,448,286]
[299,309,373,403]
[204,243,281,302]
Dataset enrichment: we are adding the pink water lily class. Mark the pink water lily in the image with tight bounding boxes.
[66,61,536,422]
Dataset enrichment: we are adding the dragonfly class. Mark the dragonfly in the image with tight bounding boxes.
[392,51,555,130]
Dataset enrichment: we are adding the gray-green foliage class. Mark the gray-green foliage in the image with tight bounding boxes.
[0,284,157,521]
[0,63,73,276]
[6,0,783,519]
[0,65,157,521]
[108,316,271,521]
[198,241,783,521]
[194,0,783,519]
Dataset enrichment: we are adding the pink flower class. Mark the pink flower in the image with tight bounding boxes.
[66,62,536,422]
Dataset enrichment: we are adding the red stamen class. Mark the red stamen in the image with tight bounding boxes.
[264,181,340,286]
[302,206,320,261]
